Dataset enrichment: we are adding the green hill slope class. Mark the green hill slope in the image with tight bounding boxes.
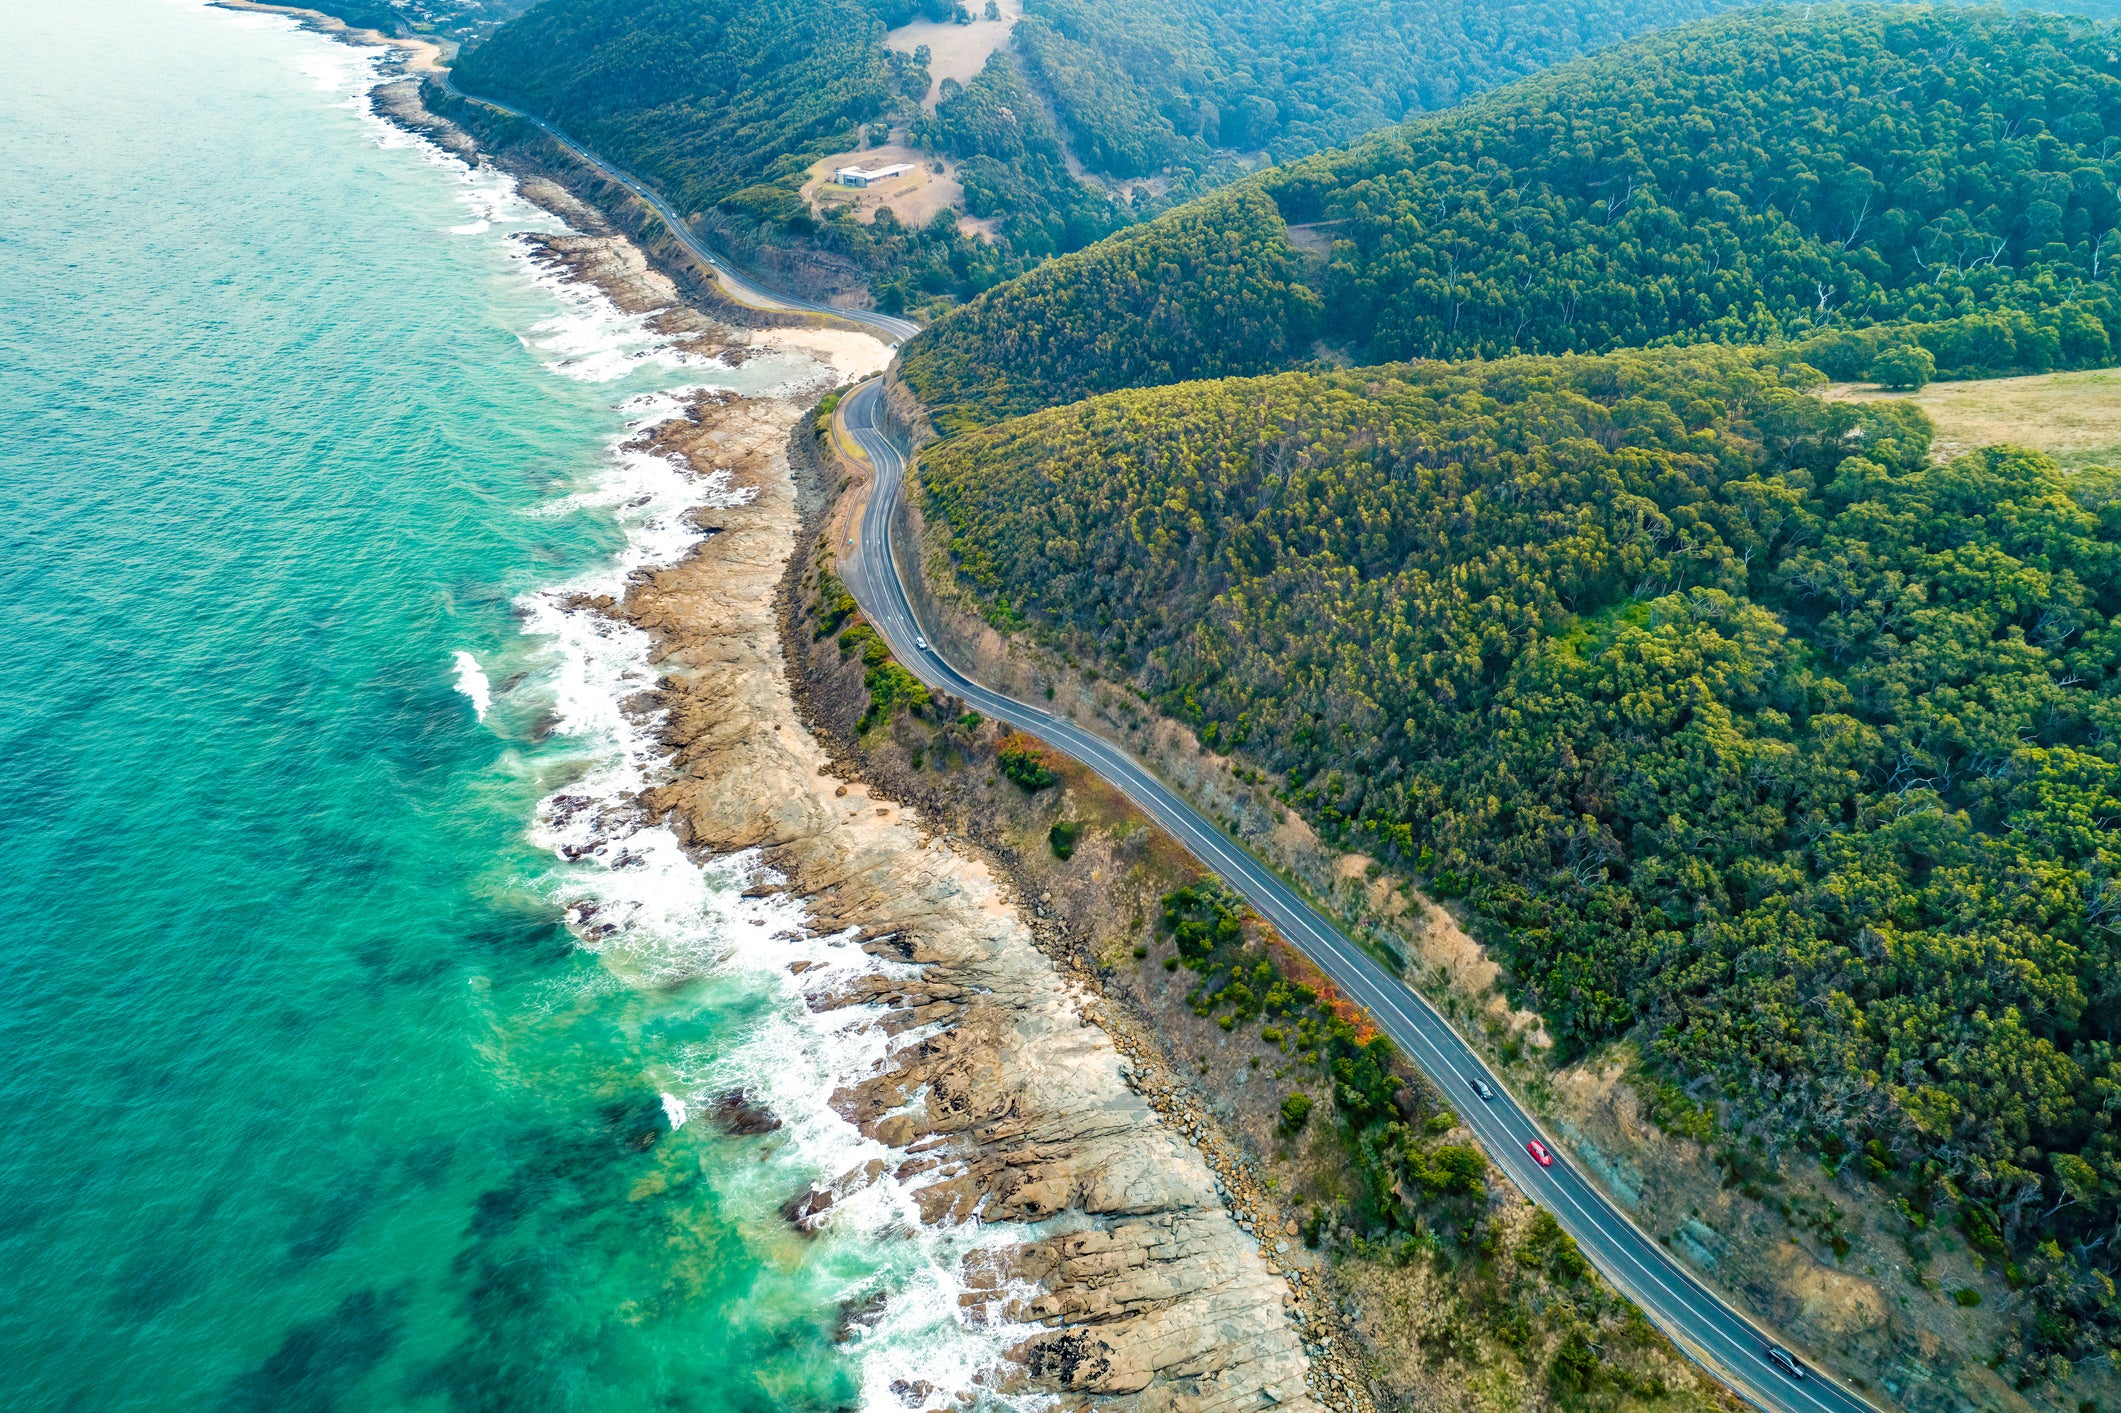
[452,0,908,210]
[906,4,2121,420]
[921,346,2121,1373]
[897,186,1320,433]
[1012,0,1744,180]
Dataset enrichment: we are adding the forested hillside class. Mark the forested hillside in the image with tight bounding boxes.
[897,187,1320,431]
[451,0,910,208]
[907,4,2121,418]
[924,348,2121,1373]
[1014,0,1741,182]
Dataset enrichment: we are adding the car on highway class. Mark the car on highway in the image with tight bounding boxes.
[1767,1346,1804,1379]
[1471,1078,1494,1101]
[1526,1139,1552,1167]
[915,637,927,651]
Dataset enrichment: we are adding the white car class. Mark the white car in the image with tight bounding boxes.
[914,637,928,651]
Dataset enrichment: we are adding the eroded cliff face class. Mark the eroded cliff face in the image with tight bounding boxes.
[621,389,1321,1411]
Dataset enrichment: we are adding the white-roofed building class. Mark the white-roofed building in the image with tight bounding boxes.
[832,162,917,187]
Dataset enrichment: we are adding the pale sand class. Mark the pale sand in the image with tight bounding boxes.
[210,0,450,72]
[757,327,893,382]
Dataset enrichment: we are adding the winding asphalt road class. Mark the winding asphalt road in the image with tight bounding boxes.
[427,55,1878,1412]
[428,71,922,343]
[836,379,1879,1413]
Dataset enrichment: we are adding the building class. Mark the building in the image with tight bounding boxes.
[832,162,916,188]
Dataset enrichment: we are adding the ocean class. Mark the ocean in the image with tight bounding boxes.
[0,3,1007,1408]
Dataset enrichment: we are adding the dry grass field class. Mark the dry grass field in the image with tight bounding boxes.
[883,0,1021,109]
[1825,366,2121,468]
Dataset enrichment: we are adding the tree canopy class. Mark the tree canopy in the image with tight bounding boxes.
[898,186,1320,431]
[453,0,906,212]
[921,345,2121,1371]
[451,0,1815,313]
[1014,0,1747,181]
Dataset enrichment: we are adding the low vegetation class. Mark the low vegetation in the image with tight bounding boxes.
[813,571,932,732]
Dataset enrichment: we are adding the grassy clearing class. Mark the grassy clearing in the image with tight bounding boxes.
[1825,367,2121,469]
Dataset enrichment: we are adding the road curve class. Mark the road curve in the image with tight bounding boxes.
[427,71,922,343]
[835,378,1880,1413]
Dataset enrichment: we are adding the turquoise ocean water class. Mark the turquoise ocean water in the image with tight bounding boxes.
[0,5,1017,1408]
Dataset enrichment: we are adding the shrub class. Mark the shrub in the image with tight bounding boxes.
[860,661,930,730]
[1404,1141,1486,1198]
[1960,1203,2007,1258]
[997,734,1059,790]
[813,571,857,638]
[1870,343,1935,391]
[1279,1093,1314,1135]
[1521,1209,1589,1283]
[1159,879,1242,961]
[1048,818,1083,858]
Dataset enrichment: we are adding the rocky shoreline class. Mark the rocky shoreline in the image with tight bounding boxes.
[356,58,1329,1412]
[616,381,1323,1411]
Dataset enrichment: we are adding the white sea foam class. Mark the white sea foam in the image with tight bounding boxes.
[508,250,731,384]
[659,1092,689,1130]
[499,278,1039,1410]
[451,650,491,720]
[233,9,1011,1394]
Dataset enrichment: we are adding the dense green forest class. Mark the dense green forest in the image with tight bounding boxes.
[897,186,1320,431]
[1013,0,1742,182]
[452,0,908,207]
[921,346,2121,1375]
[906,5,2121,419]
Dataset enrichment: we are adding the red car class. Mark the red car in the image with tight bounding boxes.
[1526,1140,1553,1167]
